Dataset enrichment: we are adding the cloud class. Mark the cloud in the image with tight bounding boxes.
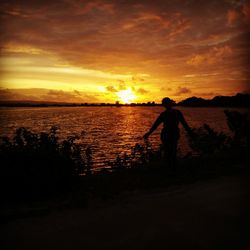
[118,81,126,90]
[44,90,86,102]
[160,87,173,92]
[168,16,191,40]
[227,3,250,26]
[132,76,145,82]
[175,87,192,96]
[243,3,250,23]
[0,88,99,103]
[0,88,42,101]
[136,88,149,94]
[74,89,82,96]
[187,46,233,66]
[196,91,217,97]
[105,82,127,93]
[227,9,240,26]
[106,85,117,92]
[105,84,149,95]
[0,0,198,74]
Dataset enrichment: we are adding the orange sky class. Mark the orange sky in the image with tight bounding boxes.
[0,0,250,103]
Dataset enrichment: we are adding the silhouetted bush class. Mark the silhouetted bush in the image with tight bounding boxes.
[188,110,250,155]
[224,110,250,147]
[0,127,89,200]
[108,140,159,170]
[188,124,229,155]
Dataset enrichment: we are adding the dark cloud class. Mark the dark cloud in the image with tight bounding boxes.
[175,86,192,95]
[0,88,42,101]
[106,85,117,92]
[74,89,82,96]
[227,2,250,26]
[132,76,145,82]
[136,88,149,94]
[0,88,99,103]
[196,91,217,97]
[44,89,100,102]
[45,90,82,102]
[160,87,173,91]
[105,84,149,96]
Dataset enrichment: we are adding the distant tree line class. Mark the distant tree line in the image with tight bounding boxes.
[0,93,249,107]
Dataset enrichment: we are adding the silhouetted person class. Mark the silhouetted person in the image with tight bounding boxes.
[143,97,193,170]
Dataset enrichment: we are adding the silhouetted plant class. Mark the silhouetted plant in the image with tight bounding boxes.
[0,127,90,200]
[224,110,250,147]
[108,140,159,170]
[188,124,229,155]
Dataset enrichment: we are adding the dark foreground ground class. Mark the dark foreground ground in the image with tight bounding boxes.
[1,171,250,250]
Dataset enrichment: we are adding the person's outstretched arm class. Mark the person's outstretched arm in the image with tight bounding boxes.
[178,111,194,137]
[143,114,163,139]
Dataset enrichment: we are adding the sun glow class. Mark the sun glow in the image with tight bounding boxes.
[116,89,137,104]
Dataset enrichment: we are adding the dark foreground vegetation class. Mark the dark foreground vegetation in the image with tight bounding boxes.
[0,110,249,220]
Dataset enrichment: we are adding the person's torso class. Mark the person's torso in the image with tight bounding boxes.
[161,109,180,133]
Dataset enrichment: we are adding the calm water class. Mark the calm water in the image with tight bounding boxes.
[0,106,247,168]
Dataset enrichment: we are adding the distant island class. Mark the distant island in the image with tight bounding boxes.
[0,93,249,107]
[177,93,250,107]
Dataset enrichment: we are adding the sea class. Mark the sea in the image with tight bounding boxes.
[0,106,248,169]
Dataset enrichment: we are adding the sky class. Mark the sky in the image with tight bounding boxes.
[0,0,250,103]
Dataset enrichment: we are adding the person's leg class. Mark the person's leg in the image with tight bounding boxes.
[171,140,178,170]
[165,139,178,170]
[161,131,178,170]
[160,131,167,159]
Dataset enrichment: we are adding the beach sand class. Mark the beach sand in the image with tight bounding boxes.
[1,172,250,250]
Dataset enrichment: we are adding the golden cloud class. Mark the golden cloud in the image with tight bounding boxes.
[187,46,233,66]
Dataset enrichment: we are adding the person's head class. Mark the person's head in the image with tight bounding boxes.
[162,97,174,109]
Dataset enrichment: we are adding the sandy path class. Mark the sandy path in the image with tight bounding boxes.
[1,173,250,250]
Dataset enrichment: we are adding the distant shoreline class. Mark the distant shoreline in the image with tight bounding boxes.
[0,93,249,108]
[0,104,249,108]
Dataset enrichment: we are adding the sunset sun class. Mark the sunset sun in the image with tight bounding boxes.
[116,89,137,104]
